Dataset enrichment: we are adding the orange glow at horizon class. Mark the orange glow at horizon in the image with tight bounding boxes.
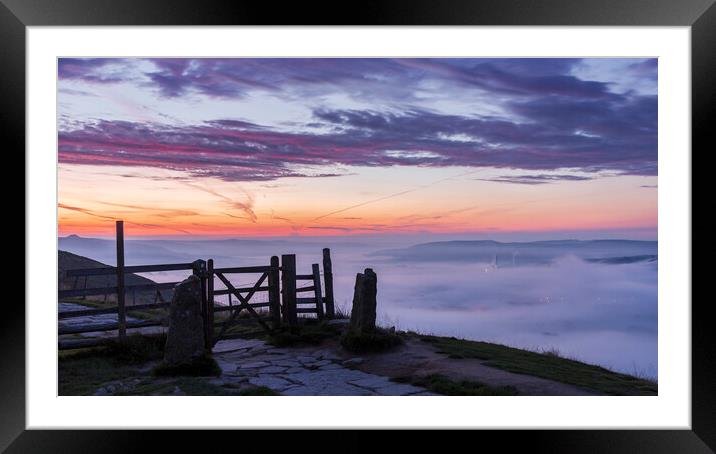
[58,164,657,238]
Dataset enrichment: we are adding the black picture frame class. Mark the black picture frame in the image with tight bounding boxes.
[4,0,711,451]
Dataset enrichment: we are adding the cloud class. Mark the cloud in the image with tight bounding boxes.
[59,95,656,181]
[306,226,382,232]
[182,183,257,223]
[59,58,645,101]
[476,174,594,185]
[59,88,98,97]
[60,58,429,100]
[395,58,614,99]
[58,58,129,83]
[58,58,657,180]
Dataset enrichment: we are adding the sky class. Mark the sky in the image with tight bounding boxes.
[57,58,658,239]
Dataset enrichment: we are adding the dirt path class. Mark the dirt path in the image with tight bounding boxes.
[335,337,602,396]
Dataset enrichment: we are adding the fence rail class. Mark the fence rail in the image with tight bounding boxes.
[58,302,172,319]
[212,265,274,274]
[211,286,271,295]
[58,319,162,335]
[65,262,199,277]
[58,281,180,299]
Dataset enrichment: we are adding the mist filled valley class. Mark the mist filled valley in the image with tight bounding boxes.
[59,234,658,378]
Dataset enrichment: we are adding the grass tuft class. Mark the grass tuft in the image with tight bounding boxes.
[59,333,166,363]
[112,378,280,396]
[394,373,518,396]
[339,328,403,353]
[237,386,281,396]
[267,321,342,347]
[332,304,351,320]
[152,354,221,377]
[103,334,167,364]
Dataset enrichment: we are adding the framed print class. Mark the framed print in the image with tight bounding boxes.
[5,0,712,451]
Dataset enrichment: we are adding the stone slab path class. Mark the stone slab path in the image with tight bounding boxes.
[211,338,435,396]
[59,302,164,338]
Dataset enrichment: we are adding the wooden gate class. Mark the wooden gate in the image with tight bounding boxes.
[205,257,281,347]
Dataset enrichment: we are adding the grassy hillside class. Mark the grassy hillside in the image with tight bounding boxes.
[416,334,657,396]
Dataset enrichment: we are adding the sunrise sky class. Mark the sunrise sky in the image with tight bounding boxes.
[57,58,657,238]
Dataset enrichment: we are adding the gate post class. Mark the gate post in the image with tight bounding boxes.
[206,259,214,348]
[268,256,281,330]
[115,220,126,339]
[322,248,335,318]
[281,254,298,326]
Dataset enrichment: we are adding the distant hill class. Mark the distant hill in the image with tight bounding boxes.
[59,235,192,266]
[57,234,294,265]
[371,239,658,266]
[58,234,365,272]
[58,250,170,306]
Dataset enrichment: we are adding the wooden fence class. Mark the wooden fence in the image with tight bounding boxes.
[58,220,338,350]
[58,221,207,349]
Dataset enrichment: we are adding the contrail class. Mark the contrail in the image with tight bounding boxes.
[59,203,117,221]
[398,193,590,224]
[97,201,199,218]
[311,169,482,222]
[127,221,193,235]
[59,203,193,235]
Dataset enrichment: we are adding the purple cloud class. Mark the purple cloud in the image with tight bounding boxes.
[58,58,657,181]
[476,175,594,185]
[59,58,644,100]
[58,58,129,84]
[59,94,657,181]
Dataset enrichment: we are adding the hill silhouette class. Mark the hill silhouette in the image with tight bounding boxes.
[58,250,171,306]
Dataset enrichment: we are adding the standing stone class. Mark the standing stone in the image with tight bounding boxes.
[164,274,206,364]
[350,268,377,333]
